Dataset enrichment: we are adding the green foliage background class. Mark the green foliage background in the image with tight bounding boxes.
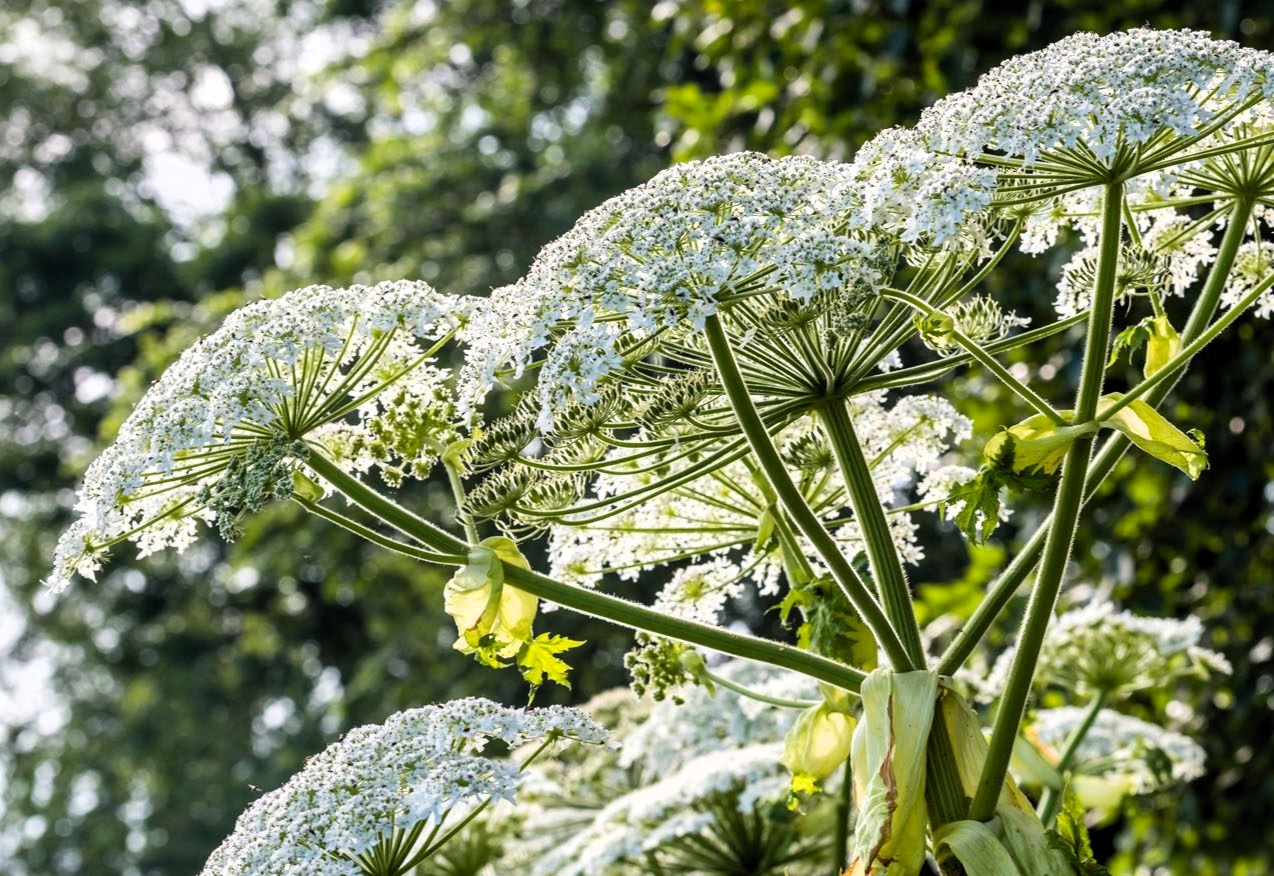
[1,1,1271,873]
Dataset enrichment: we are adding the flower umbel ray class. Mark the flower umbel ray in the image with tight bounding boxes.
[50,281,474,591]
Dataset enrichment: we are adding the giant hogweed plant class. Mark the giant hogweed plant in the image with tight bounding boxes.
[49,29,1271,875]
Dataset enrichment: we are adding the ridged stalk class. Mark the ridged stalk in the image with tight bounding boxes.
[303,449,867,694]
[969,180,1124,821]
[703,315,913,670]
[938,196,1256,677]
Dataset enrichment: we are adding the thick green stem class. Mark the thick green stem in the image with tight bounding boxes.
[938,197,1256,677]
[969,180,1124,822]
[703,315,913,670]
[924,704,972,828]
[1037,690,1108,826]
[304,448,865,694]
[818,401,974,825]
[819,399,926,667]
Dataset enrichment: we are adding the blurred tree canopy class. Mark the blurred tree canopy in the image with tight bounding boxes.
[2,1,1272,873]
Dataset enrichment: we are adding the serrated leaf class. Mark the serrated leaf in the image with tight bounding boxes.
[518,633,583,690]
[797,579,878,671]
[1045,782,1110,875]
[946,470,1004,543]
[1108,320,1152,367]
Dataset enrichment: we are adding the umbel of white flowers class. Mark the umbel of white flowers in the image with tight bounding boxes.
[48,281,473,591]
[199,698,605,876]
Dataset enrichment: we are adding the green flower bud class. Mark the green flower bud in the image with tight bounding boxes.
[781,702,853,783]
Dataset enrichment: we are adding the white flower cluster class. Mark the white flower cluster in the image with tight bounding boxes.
[1038,177,1220,317]
[546,396,970,628]
[458,152,898,430]
[983,601,1231,701]
[1030,706,1207,794]
[1221,241,1274,318]
[916,29,1274,165]
[516,662,817,876]
[200,698,604,876]
[50,282,472,591]
[849,126,998,249]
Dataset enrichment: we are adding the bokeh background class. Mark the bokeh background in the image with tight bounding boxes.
[1,1,1272,873]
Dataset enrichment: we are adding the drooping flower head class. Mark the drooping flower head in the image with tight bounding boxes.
[200,698,605,876]
[50,281,474,591]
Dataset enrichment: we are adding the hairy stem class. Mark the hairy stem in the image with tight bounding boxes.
[819,399,927,666]
[969,180,1124,821]
[937,196,1256,677]
[304,448,866,694]
[703,315,913,670]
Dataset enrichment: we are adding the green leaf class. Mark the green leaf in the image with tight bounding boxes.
[795,578,878,671]
[851,670,938,874]
[1107,319,1153,367]
[1099,394,1207,480]
[1143,315,1181,377]
[1109,315,1180,377]
[517,633,583,690]
[934,820,1022,875]
[984,415,1097,478]
[1046,783,1111,875]
[946,469,1004,544]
